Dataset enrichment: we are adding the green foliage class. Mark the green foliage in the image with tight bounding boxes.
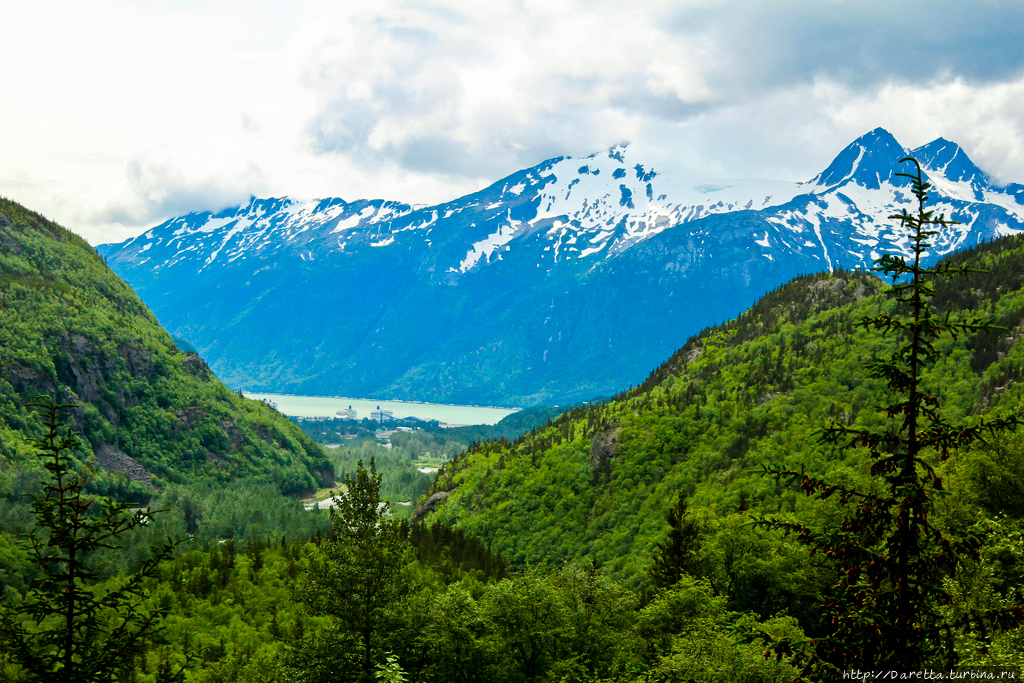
[636,576,799,683]
[950,430,1024,519]
[324,439,434,509]
[375,653,407,683]
[403,520,507,584]
[0,398,174,682]
[479,567,572,680]
[427,268,893,583]
[137,478,329,552]
[425,227,1024,598]
[400,173,1024,676]
[85,514,799,683]
[11,191,1024,680]
[406,562,799,683]
[293,401,600,514]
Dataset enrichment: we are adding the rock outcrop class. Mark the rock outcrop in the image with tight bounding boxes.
[588,428,622,468]
[412,490,450,522]
[95,443,153,484]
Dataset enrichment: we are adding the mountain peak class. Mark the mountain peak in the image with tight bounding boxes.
[912,138,989,189]
[859,126,901,147]
[811,127,909,190]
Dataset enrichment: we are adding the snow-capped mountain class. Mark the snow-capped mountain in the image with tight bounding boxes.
[115,147,806,275]
[99,128,1024,407]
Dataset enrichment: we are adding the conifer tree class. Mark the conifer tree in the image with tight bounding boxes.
[649,493,704,590]
[753,158,1023,677]
[293,458,411,683]
[0,397,174,683]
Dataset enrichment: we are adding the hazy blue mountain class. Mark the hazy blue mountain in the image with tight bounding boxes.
[98,128,1024,407]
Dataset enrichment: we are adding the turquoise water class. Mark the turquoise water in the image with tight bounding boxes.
[244,392,519,426]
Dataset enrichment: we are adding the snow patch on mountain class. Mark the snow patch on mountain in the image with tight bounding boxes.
[458,217,523,272]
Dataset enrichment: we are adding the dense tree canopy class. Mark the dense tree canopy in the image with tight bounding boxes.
[4,193,1024,680]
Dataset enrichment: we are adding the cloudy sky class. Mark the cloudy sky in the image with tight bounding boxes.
[3,0,1024,245]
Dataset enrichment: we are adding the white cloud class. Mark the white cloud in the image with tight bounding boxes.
[88,153,266,236]
[1,0,1023,244]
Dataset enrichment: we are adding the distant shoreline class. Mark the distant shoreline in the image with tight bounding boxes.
[243,392,519,426]
[245,391,522,413]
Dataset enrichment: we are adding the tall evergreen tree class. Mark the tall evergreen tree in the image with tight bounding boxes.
[293,458,411,683]
[649,493,704,590]
[752,158,1023,677]
[0,397,174,683]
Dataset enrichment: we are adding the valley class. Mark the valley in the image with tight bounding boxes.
[7,2,1024,679]
[3,141,1024,681]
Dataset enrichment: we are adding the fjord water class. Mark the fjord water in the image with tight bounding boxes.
[244,392,518,426]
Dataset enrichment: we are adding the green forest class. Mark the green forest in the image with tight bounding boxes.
[2,157,1024,683]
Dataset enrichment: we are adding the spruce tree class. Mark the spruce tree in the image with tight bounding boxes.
[649,493,704,590]
[293,457,411,683]
[0,397,174,683]
[753,158,1023,677]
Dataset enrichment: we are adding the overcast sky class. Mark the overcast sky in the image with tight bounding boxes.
[3,0,1024,245]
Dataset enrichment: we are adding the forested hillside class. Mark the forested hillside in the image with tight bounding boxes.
[423,234,1024,587]
[3,193,1024,681]
[0,196,332,498]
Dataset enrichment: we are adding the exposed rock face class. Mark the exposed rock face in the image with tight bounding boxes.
[95,443,152,484]
[588,428,622,468]
[71,335,90,354]
[119,343,153,378]
[809,276,879,309]
[412,491,450,522]
[206,451,231,468]
[182,353,211,380]
[810,278,845,293]
[67,360,99,402]
[7,363,55,396]
[176,406,208,427]
[255,424,275,443]
[221,419,245,450]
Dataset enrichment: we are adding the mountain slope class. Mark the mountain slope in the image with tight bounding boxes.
[418,234,1024,584]
[98,129,1024,406]
[0,197,332,496]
